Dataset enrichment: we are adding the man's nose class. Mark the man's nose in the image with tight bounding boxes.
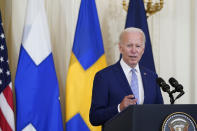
[131,46,137,53]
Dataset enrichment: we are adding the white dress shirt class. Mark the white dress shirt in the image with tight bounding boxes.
[120,59,144,104]
[118,59,145,112]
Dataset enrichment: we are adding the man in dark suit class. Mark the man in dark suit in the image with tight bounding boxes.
[89,27,163,126]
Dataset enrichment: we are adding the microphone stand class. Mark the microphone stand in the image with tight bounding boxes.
[168,91,175,104]
[174,91,185,101]
[168,78,185,104]
[168,90,184,104]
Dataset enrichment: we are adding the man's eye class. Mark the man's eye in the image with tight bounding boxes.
[136,45,142,48]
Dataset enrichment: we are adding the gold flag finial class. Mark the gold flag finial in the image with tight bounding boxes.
[122,0,164,18]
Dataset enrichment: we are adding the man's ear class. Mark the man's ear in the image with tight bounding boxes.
[118,43,122,53]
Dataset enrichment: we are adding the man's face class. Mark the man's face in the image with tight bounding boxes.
[119,31,145,68]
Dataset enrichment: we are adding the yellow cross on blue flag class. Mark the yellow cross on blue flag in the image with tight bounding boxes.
[65,0,107,130]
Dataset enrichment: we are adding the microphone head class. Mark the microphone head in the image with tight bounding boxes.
[156,77,170,92]
[176,84,183,92]
[156,77,165,86]
[169,77,183,92]
[169,77,178,87]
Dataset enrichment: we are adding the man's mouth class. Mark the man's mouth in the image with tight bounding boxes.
[129,56,137,59]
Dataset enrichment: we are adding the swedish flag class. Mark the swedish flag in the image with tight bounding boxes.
[65,0,107,130]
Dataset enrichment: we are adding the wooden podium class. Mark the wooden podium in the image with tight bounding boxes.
[103,105,197,131]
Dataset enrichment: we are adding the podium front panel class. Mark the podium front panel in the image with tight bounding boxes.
[103,104,197,131]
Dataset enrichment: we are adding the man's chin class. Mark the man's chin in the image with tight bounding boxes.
[129,60,138,64]
[128,62,138,67]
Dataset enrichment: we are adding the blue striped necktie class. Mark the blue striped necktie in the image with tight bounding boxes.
[131,68,139,104]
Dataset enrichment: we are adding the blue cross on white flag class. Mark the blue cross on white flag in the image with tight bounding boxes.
[15,0,63,130]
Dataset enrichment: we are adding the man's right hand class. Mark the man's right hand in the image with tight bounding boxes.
[119,95,137,112]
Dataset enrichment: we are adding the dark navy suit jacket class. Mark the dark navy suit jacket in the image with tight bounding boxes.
[89,61,163,126]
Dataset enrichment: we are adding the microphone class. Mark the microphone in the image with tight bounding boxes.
[156,77,170,93]
[169,77,178,87]
[157,77,175,104]
[169,77,184,100]
[169,77,184,92]
[168,77,178,94]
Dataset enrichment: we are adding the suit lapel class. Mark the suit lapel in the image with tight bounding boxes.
[113,62,132,95]
[140,66,149,104]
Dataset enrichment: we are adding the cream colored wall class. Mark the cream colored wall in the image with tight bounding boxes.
[150,0,197,104]
[0,0,197,126]
[193,0,197,103]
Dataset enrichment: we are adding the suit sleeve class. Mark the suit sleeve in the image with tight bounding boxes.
[89,72,119,126]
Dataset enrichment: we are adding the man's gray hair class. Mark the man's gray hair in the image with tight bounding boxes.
[119,27,146,45]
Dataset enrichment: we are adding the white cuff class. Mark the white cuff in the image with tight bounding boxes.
[118,104,121,112]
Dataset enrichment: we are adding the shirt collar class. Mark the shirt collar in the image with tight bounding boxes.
[120,58,140,74]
